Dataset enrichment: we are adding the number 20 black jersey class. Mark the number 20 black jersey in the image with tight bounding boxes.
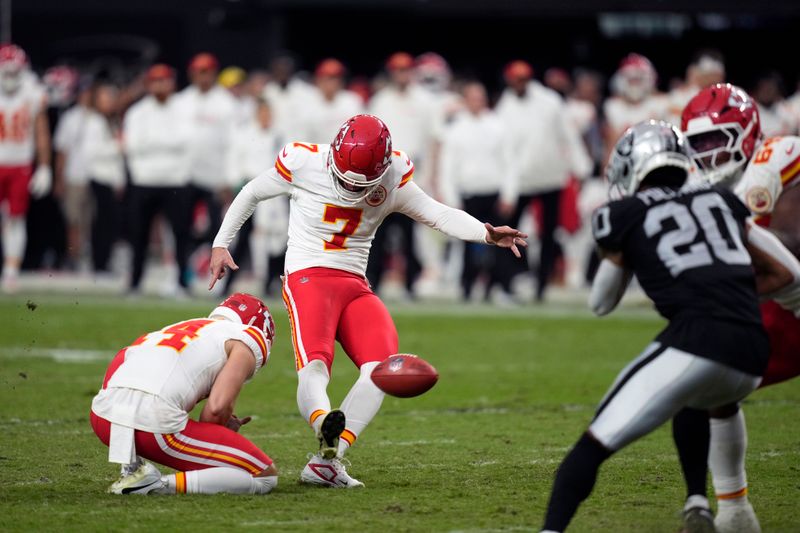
[592,182,762,326]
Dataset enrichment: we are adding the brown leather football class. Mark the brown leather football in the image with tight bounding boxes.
[371,354,439,398]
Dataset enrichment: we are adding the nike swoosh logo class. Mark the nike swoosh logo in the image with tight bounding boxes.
[787,145,795,156]
[282,147,288,158]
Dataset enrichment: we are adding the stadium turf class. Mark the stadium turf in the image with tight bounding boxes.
[1,294,798,532]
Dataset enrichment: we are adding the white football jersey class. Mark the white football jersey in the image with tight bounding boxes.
[734,135,800,219]
[270,142,414,276]
[91,318,270,433]
[213,141,487,277]
[0,74,45,166]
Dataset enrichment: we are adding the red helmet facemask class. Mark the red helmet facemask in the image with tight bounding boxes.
[328,114,393,204]
[681,83,761,186]
[210,292,275,343]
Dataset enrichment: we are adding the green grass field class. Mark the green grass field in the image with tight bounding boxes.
[1,294,798,532]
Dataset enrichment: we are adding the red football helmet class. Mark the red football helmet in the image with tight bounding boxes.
[0,44,28,70]
[0,44,29,94]
[415,52,451,93]
[611,53,656,103]
[210,292,275,343]
[681,83,761,185]
[43,65,79,107]
[328,114,393,204]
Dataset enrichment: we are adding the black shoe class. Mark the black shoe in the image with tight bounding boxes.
[317,409,346,459]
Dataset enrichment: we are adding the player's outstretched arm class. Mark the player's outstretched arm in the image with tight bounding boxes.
[200,341,256,429]
[209,168,292,289]
[393,181,527,254]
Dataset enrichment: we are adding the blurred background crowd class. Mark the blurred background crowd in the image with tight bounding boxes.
[2,0,799,302]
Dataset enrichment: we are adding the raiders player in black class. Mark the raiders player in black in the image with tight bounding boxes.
[540,121,799,533]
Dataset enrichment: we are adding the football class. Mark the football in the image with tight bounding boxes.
[371,354,439,398]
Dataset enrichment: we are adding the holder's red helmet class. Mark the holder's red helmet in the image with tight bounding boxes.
[681,83,760,185]
[210,292,275,343]
[328,114,392,204]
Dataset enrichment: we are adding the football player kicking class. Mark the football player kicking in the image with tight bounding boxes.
[209,114,527,487]
[677,83,800,533]
[90,293,278,495]
[540,121,800,533]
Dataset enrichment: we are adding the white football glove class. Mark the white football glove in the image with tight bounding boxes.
[29,165,52,199]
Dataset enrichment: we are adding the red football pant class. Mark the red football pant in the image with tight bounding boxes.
[0,165,32,216]
[90,349,272,474]
[759,300,800,388]
[281,267,399,372]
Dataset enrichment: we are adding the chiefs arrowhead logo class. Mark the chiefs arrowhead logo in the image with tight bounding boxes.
[745,187,773,214]
[366,185,387,207]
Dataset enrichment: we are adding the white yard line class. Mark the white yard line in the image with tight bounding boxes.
[374,438,457,447]
[0,347,110,362]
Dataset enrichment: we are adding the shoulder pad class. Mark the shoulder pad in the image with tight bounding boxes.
[592,197,645,251]
[392,150,415,189]
[274,142,322,183]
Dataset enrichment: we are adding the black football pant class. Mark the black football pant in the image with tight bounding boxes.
[188,183,222,247]
[496,188,561,301]
[366,213,421,296]
[89,180,119,272]
[461,193,504,300]
[128,185,192,290]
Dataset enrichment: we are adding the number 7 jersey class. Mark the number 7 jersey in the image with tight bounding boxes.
[214,140,488,275]
[592,182,762,326]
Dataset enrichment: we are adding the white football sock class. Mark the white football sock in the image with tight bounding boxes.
[709,410,749,501]
[297,359,332,433]
[159,467,277,494]
[337,361,385,457]
[2,216,26,270]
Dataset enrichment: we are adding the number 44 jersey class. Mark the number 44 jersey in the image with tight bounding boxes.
[592,182,762,327]
[91,318,271,434]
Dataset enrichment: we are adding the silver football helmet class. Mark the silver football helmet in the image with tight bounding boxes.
[606,120,693,198]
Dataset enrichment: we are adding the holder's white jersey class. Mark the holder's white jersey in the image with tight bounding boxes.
[734,136,800,220]
[214,141,488,277]
[91,318,270,433]
[0,74,45,166]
